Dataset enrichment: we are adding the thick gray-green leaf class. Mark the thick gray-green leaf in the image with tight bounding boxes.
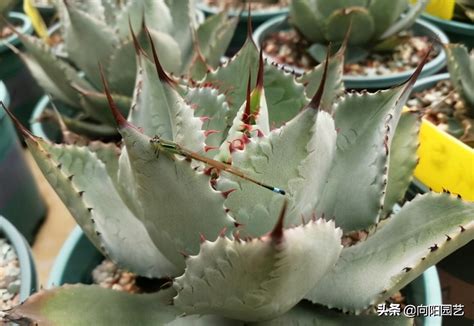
[5,285,179,326]
[145,29,183,75]
[183,86,231,149]
[218,109,336,236]
[256,301,413,325]
[264,63,308,126]
[165,0,194,73]
[315,84,411,232]
[174,219,343,322]
[306,192,474,312]
[216,85,270,162]
[202,40,259,119]
[382,111,420,217]
[297,48,345,112]
[106,38,138,97]
[27,137,178,278]
[18,34,92,107]
[324,7,375,46]
[197,13,238,68]
[78,88,132,126]
[368,0,409,39]
[63,4,118,89]
[130,55,205,152]
[380,0,428,39]
[118,124,235,269]
[446,43,474,108]
[289,0,326,43]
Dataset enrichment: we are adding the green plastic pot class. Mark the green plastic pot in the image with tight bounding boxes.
[31,95,80,143]
[0,11,43,132]
[0,215,38,300]
[0,81,46,243]
[197,1,288,55]
[421,13,474,49]
[253,15,449,90]
[48,226,442,325]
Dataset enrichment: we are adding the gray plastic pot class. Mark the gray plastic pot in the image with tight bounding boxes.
[0,82,46,243]
[0,215,38,300]
[49,226,442,325]
[421,13,474,49]
[253,15,449,90]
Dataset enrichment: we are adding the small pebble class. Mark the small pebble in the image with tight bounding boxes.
[203,0,289,11]
[0,239,21,311]
[407,79,473,147]
[263,29,438,76]
[92,259,140,294]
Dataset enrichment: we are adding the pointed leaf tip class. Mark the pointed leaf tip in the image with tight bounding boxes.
[0,101,35,140]
[144,25,177,86]
[401,45,432,94]
[270,199,288,243]
[243,71,252,124]
[256,47,264,90]
[99,64,129,128]
[129,18,143,57]
[307,49,330,110]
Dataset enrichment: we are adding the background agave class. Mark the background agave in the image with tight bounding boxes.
[15,0,237,139]
[445,43,474,144]
[4,32,474,324]
[289,0,429,62]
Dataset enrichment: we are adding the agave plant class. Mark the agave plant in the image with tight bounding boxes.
[444,43,474,144]
[289,0,428,62]
[3,33,474,324]
[15,0,237,139]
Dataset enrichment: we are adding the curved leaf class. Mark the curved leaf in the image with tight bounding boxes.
[5,285,179,326]
[27,136,178,278]
[382,111,420,217]
[174,218,342,322]
[306,192,474,312]
[118,124,235,269]
[315,81,413,231]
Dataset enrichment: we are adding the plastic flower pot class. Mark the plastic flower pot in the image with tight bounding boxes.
[48,226,442,326]
[30,95,80,143]
[253,15,449,90]
[196,1,288,55]
[411,73,474,201]
[421,13,474,49]
[0,12,44,131]
[0,215,38,300]
[0,82,46,244]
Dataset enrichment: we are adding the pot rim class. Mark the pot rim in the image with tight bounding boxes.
[196,1,289,19]
[253,15,449,89]
[0,215,38,301]
[421,13,474,36]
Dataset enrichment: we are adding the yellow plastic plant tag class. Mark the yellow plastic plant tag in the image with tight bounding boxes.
[23,0,49,42]
[414,119,474,201]
[416,0,456,20]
